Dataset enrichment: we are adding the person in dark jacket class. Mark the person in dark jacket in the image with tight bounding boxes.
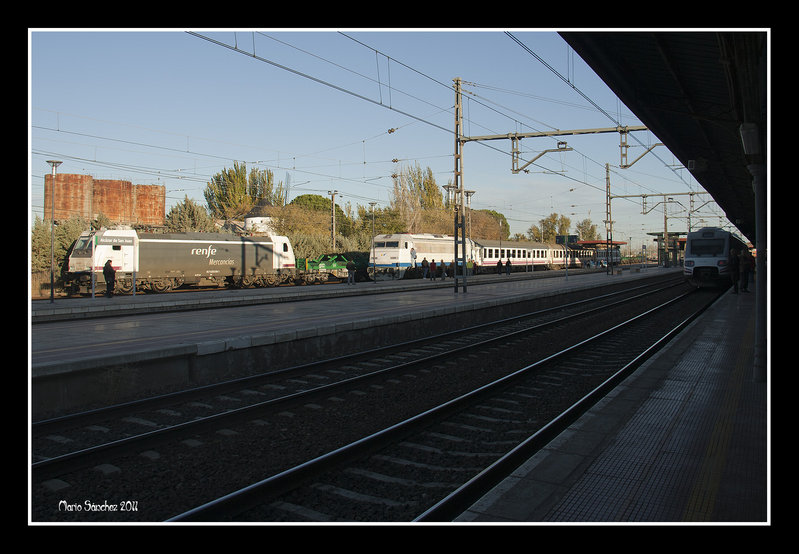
[739,248,753,292]
[728,249,740,294]
[103,260,116,298]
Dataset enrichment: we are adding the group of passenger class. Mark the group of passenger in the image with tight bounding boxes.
[419,257,450,280]
[418,257,480,280]
[728,247,755,294]
[496,259,513,275]
[419,257,516,279]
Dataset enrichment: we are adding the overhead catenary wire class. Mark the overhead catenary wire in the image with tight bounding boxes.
[32,31,704,238]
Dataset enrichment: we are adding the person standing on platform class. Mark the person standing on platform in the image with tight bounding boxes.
[496,259,502,274]
[740,248,753,292]
[103,260,116,298]
[429,260,437,281]
[505,258,511,275]
[346,259,356,285]
[421,257,429,279]
[728,248,740,294]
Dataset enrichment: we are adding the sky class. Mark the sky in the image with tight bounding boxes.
[29,29,733,251]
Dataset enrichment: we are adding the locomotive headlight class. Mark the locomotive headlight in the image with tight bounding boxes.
[717,260,727,266]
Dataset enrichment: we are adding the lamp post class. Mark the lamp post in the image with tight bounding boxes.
[369,202,377,283]
[47,160,62,303]
[328,190,338,250]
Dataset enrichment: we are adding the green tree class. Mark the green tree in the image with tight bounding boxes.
[290,194,331,212]
[248,166,286,209]
[165,196,216,232]
[389,163,446,233]
[354,204,404,248]
[480,209,509,240]
[407,163,443,210]
[31,215,88,274]
[204,162,285,221]
[290,194,353,237]
[91,213,112,230]
[528,213,571,243]
[576,219,599,240]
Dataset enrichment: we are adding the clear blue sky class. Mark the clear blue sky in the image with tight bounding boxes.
[29,29,728,248]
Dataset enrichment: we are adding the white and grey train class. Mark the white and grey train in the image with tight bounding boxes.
[683,226,748,286]
[65,228,299,294]
[369,233,598,278]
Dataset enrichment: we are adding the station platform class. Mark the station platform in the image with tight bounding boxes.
[30,267,613,323]
[454,287,769,524]
[28,267,673,420]
[30,266,651,363]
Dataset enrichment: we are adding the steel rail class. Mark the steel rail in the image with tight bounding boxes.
[34,279,682,482]
[168,288,701,522]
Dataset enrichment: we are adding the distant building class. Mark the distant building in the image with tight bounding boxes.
[43,173,165,227]
[244,217,277,235]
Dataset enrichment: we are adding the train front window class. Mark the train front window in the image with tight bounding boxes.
[690,239,725,256]
[72,236,92,252]
[385,241,399,248]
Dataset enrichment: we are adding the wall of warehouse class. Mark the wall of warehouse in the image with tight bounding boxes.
[43,173,165,227]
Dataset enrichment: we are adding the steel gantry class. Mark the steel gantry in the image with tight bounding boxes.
[609,183,714,267]
[462,124,651,174]
[451,78,665,285]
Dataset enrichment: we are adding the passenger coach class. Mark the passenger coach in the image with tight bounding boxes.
[476,239,562,271]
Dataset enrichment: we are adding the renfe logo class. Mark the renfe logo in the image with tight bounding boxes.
[191,245,217,258]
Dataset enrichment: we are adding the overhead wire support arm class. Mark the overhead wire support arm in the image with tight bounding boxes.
[512,140,572,174]
[463,125,648,143]
[462,126,649,174]
[619,127,663,168]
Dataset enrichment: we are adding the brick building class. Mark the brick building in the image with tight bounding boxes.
[43,173,165,227]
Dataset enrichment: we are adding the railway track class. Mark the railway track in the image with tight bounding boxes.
[31,275,713,522]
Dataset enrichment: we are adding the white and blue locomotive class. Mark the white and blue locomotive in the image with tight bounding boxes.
[65,228,298,294]
[683,227,748,286]
[369,233,479,278]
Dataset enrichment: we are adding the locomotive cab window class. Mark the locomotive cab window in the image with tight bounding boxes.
[73,236,92,251]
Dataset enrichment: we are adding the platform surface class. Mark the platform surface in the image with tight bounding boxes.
[454,288,769,524]
[31,268,668,373]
